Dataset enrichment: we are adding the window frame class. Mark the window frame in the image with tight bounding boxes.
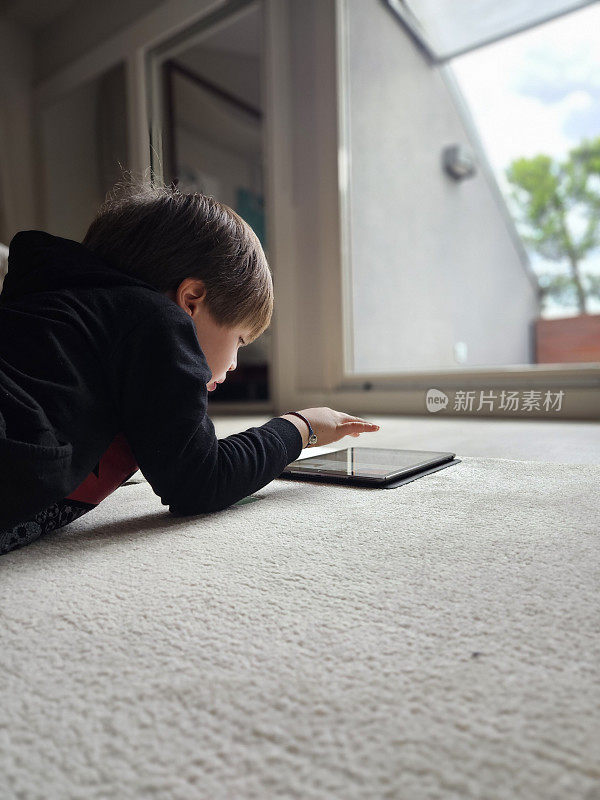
[329,0,600,420]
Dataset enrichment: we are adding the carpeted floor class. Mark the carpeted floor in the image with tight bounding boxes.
[1,418,599,800]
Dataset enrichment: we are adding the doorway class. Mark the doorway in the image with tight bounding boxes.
[151,0,270,407]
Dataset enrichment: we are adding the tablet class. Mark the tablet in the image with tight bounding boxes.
[279,447,456,486]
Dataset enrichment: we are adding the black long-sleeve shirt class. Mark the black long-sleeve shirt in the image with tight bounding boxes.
[0,230,302,530]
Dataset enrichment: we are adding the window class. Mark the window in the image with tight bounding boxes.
[338,0,600,378]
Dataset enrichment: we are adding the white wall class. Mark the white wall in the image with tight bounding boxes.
[39,64,128,241]
[286,0,341,390]
[342,0,539,371]
[0,17,37,243]
[34,0,164,82]
[40,78,102,240]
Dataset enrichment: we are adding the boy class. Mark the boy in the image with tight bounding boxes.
[0,177,379,555]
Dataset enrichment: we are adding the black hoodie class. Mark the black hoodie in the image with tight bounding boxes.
[0,230,302,530]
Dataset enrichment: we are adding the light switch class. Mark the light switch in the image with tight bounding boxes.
[454,341,468,363]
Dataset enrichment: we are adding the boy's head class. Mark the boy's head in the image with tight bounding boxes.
[82,173,273,389]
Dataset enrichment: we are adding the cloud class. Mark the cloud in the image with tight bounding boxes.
[511,40,600,103]
[450,2,600,176]
[563,101,600,140]
[509,12,600,143]
[449,3,600,287]
[514,65,596,105]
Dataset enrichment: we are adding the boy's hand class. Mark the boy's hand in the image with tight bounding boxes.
[281,407,380,448]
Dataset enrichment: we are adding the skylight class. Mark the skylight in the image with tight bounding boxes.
[383,0,596,61]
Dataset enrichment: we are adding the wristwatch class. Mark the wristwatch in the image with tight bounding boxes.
[284,411,318,447]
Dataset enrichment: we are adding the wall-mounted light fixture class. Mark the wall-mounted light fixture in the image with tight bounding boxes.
[442,144,477,180]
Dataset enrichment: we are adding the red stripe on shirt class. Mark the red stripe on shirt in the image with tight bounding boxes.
[66,432,138,506]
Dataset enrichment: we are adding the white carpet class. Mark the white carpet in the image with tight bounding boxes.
[1,453,599,800]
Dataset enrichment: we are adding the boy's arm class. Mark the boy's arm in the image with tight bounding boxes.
[109,304,303,515]
[279,414,310,448]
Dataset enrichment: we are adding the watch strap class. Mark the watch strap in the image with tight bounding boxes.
[284,411,318,448]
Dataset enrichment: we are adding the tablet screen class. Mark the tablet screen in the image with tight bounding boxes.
[285,447,455,480]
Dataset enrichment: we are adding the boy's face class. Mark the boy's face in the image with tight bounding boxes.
[164,279,252,392]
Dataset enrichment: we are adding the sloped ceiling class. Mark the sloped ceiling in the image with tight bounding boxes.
[0,0,79,28]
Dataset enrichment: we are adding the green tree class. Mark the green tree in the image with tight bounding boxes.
[505,136,600,314]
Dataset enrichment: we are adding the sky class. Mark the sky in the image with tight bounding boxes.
[450,2,600,315]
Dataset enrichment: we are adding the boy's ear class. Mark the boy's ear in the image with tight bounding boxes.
[174,279,207,315]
